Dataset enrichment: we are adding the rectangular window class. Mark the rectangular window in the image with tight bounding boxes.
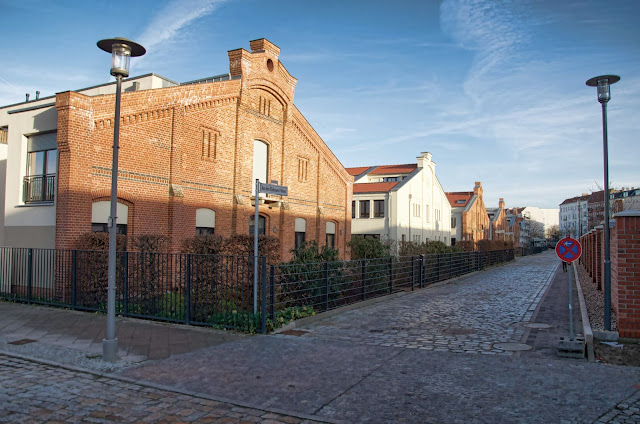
[352,200,356,219]
[295,232,306,249]
[374,200,384,218]
[360,200,370,218]
[382,177,398,182]
[326,233,335,249]
[24,132,57,203]
[196,227,215,236]
[451,217,457,228]
[0,126,7,144]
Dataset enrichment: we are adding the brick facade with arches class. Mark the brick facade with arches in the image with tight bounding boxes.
[53,39,352,260]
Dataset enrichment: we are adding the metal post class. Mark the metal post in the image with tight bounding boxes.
[323,261,330,311]
[568,263,574,340]
[388,257,393,292]
[269,265,275,321]
[27,248,33,304]
[419,255,424,289]
[601,101,612,331]
[361,259,366,300]
[185,254,191,324]
[71,250,77,309]
[103,74,122,362]
[261,257,267,334]
[253,179,259,315]
[411,256,415,291]
[123,251,129,317]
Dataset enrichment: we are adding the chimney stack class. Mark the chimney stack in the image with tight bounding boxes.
[25,93,30,102]
[36,91,40,100]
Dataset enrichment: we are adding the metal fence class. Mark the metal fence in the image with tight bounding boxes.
[0,247,515,333]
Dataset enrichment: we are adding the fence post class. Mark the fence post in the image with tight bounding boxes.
[71,250,77,310]
[269,265,275,321]
[261,257,267,334]
[123,251,129,318]
[27,248,33,304]
[388,257,393,293]
[411,256,415,291]
[419,255,424,289]
[185,254,191,325]
[436,253,441,282]
[324,261,330,311]
[361,259,366,300]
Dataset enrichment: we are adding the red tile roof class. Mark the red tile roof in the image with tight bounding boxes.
[346,166,372,176]
[353,182,399,194]
[445,192,473,207]
[369,164,417,175]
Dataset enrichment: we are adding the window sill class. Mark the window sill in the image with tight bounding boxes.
[16,202,55,208]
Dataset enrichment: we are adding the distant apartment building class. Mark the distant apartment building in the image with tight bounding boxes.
[559,194,589,237]
[348,152,451,246]
[507,206,559,247]
[612,187,640,212]
[446,181,490,246]
[0,38,352,260]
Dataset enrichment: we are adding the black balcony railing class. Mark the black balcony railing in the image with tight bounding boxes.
[23,174,56,203]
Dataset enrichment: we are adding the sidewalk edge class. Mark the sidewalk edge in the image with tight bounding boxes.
[573,262,595,362]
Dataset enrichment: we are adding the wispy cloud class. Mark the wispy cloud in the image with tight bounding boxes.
[136,0,226,52]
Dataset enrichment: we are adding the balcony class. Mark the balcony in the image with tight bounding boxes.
[23,174,56,203]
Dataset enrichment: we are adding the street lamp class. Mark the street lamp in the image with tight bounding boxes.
[586,74,620,332]
[97,37,146,362]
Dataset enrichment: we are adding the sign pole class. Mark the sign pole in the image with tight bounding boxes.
[568,263,574,340]
[253,179,259,315]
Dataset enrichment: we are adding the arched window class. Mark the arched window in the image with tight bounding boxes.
[196,208,215,235]
[326,221,336,249]
[249,215,266,236]
[295,218,306,249]
[252,140,268,195]
[91,201,128,235]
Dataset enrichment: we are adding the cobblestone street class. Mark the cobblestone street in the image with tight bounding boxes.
[2,251,640,423]
[0,355,328,423]
[295,251,556,355]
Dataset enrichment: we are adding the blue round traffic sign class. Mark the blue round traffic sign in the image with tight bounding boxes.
[555,237,582,263]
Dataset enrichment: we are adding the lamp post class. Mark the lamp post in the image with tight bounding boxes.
[97,37,146,362]
[586,74,620,332]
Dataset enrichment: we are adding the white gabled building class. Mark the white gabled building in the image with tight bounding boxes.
[347,152,451,247]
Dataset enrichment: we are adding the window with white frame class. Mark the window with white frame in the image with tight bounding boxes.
[91,201,128,235]
[196,208,216,235]
[24,132,57,203]
[326,221,336,248]
[295,218,306,248]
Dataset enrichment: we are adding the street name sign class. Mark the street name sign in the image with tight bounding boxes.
[555,237,582,263]
[259,182,288,196]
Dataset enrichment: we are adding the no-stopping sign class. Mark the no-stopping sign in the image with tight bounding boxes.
[555,237,582,263]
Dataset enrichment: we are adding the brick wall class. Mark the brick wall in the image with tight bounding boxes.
[580,211,640,338]
[54,39,353,261]
[611,211,640,338]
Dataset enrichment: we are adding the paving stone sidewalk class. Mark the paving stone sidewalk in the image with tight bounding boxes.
[0,354,331,424]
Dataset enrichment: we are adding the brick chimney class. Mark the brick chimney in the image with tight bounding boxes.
[499,198,505,210]
[474,182,483,198]
[249,38,280,57]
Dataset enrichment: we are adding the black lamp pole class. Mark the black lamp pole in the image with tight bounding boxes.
[586,74,620,332]
[97,37,146,362]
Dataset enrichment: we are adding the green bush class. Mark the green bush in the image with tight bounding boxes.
[348,236,392,259]
[398,240,462,256]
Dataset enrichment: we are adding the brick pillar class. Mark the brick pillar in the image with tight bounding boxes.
[595,226,603,290]
[612,211,640,338]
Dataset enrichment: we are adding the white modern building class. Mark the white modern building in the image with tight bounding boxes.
[519,206,559,236]
[559,194,589,238]
[348,152,451,246]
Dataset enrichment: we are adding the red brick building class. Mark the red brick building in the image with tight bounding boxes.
[51,39,352,260]
[446,181,490,246]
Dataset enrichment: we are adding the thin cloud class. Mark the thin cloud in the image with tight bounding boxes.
[136,0,226,54]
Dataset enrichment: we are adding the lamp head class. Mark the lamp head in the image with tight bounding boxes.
[97,37,146,78]
[586,75,620,104]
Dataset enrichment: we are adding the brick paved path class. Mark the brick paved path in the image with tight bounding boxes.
[296,251,556,355]
[0,354,328,424]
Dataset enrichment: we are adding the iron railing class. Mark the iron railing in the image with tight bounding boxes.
[23,174,56,203]
[0,247,516,333]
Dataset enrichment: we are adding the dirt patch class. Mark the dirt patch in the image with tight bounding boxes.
[594,341,640,367]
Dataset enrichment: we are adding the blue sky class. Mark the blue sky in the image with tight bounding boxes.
[1,0,638,210]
